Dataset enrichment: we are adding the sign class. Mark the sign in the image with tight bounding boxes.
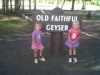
[32,13,82,32]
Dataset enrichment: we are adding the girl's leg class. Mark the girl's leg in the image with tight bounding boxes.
[34,50,38,59]
[68,48,73,63]
[34,50,38,64]
[69,48,73,57]
[73,48,76,57]
[73,48,78,62]
[39,50,45,61]
[39,50,43,58]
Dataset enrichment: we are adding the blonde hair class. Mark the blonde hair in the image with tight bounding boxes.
[72,21,79,25]
[35,21,42,27]
[72,21,80,29]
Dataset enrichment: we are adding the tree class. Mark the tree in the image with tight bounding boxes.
[10,0,12,12]
[22,0,24,12]
[56,0,59,7]
[15,0,21,14]
[71,0,75,10]
[29,0,31,11]
[82,0,86,10]
[61,0,66,9]
[2,0,6,15]
[34,0,36,10]
[2,0,9,15]
[6,0,9,14]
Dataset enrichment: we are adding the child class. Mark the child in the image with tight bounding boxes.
[31,22,45,64]
[65,21,82,63]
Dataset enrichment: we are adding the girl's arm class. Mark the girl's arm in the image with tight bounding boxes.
[75,36,80,42]
[32,35,36,45]
[68,33,73,43]
[75,31,82,42]
[73,34,81,43]
[73,30,82,43]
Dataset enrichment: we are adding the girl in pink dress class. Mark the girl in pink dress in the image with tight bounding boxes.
[65,21,82,63]
[31,22,45,64]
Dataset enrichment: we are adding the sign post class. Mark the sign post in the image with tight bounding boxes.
[50,7,63,57]
[32,7,82,57]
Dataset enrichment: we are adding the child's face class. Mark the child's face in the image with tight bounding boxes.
[73,23,80,30]
[35,24,42,31]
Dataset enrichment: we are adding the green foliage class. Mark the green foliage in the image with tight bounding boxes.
[0,20,20,34]
[0,19,32,34]
[86,11,91,19]
[91,0,100,6]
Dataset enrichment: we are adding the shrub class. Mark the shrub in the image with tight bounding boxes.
[86,11,91,19]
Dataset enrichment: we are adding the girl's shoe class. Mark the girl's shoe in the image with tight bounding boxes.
[68,58,72,63]
[39,57,46,61]
[73,58,78,63]
[34,59,38,64]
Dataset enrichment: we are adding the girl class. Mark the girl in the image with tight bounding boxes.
[31,22,45,64]
[65,21,82,63]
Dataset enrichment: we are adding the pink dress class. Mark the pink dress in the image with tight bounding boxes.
[65,28,82,48]
[31,30,43,50]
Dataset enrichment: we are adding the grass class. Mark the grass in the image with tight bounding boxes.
[0,15,21,20]
[0,15,32,34]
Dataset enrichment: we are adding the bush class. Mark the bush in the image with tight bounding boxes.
[86,11,91,19]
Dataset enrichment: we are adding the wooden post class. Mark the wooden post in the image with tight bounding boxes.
[50,7,63,57]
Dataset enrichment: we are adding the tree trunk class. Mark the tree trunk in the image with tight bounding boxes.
[71,0,75,10]
[2,0,6,15]
[56,0,59,7]
[34,0,36,10]
[6,0,9,14]
[18,0,21,11]
[10,0,12,12]
[29,0,31,12]
[82,0,86,10]
[15,0,17,14]
[61,0,65,9]
[22,0,24,12]
[15,0,21,14]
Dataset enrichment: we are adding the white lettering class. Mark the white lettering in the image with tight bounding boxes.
[45,15,49,21]
[51,25,54,30]
[46,24,50,30]
[51,15,78,22]
[51,15,55,21]
[36,15,49,21]
[36,15,41,21]
[72,16,77,21]
[46,25,68,31]
[65,25,68,31]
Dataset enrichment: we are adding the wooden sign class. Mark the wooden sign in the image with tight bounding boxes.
[32,13,82,32]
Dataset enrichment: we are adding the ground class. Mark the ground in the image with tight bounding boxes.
[0,16,100,75]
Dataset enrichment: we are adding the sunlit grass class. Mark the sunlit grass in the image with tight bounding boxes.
[0,15,20,20]
[91,65,100,71]
[0,15,32,34]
